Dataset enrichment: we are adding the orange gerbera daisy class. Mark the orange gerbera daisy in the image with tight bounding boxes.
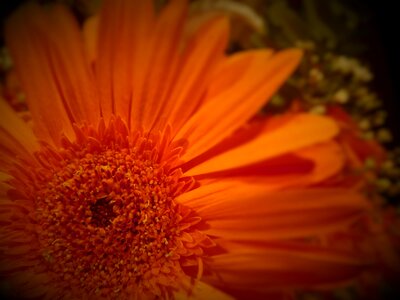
[0,0,371,299]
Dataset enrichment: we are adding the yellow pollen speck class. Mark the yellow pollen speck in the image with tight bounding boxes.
[62,179,74,188]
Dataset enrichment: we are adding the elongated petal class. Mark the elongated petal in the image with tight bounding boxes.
[276,140,345,187]
[83,14,99,65]
[94,0,191,130]
[185,114,338,176]
[177,180,369,240]
[5,3,99,144]
[154,16,229,133]
[0,100,39,168]
[136,0,187,130]
[175,49,303,161]
[96,0,155,126]
[205,242,368,290]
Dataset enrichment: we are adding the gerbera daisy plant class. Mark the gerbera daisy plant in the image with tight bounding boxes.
[0,0,373,299]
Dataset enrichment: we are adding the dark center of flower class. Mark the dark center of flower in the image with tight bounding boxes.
[33,127,190,297]
[89,197,117,228]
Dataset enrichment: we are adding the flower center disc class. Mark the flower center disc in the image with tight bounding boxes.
[34,129,185,297]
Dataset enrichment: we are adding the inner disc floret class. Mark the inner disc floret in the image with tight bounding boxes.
[31,120,191,297]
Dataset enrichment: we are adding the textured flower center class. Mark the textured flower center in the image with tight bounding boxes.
[89,197,117,228]
[29,121,197,298]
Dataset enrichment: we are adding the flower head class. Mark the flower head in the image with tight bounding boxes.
[0,0,371,299]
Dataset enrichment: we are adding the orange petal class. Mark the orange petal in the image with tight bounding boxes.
[190,140,344,190]
[184,153,314,181]
[175,49,303,161]
[177,181,369,240]
[239,140,345,189]
[138,0,188,131]
[184,114,338,176]
[0,100,39,167]
[206,242,368,290]
[5,3,99,145]
[292,140,345,185]
[83,14,99,65]
[154,16,229,133]
[96,0,155,125]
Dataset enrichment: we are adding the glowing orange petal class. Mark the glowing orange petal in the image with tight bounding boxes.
[83,14,99,65]
[183,153,314,181]
[143,0,187,130]
[96,0,155,125]
[193,140,344,188]
[175,49,302,161]
[293,140,345,184]
[158,16,229,133]
[5,3,99,144]
[206,243,368,290]
[248,141,344,189]
[178,181,369,240]
[0,100,39,165]
[140,0,188,130]
[185,114,338,176]
[205,49,273,100]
